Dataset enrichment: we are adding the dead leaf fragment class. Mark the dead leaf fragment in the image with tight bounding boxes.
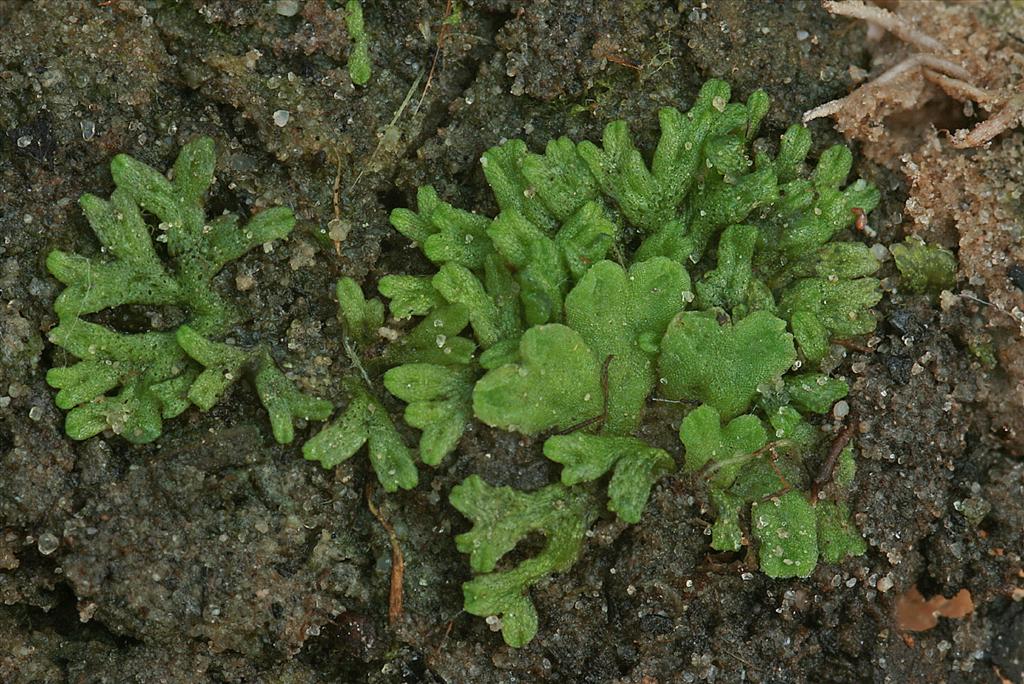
[895,585,974,632]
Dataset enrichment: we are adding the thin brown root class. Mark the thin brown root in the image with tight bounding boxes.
[823,0,946,54]
[810,413,858,501]
[922,70,999,105]
[415,0,454,115]
[910,54,972,83]
[331,155,343,256]
[803,54,925,122]
[804,53,971,123]
[366,484,405,626]
[949,93,1024,148]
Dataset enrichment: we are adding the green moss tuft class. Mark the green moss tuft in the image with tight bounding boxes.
[47,138,330,444]
[309,79,878,645]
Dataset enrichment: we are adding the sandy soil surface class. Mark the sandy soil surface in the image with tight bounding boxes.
[0,1,1021,682]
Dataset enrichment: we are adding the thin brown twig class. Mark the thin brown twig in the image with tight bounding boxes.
[366,484,405,625]
[429,618,456,662]
[604,53,643,72]
[761,455,794,501]
[697,439,788,481]
[812,0,1023,148]
[834,338,873,353]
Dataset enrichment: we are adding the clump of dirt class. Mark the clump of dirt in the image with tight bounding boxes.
[1,1,1022,683]
[802,0,1024,453]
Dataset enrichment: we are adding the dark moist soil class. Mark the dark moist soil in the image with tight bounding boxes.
[0,1,1021,682]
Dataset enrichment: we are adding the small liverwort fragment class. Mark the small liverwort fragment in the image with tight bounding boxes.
[543,434,675,523]
[659,310,796,420]
[378,275,445,319]
[488,208,568,325]
[46,321,189,443]
[779,277,881,363]
[175,325,248,410]
[383,364,474,466]
[346,0,371,86]
[695,224,760,312]
[783,373,849,414]
[751,491,818,578]
[565,257,691,433]
[677,157,779,258]
[578,79,740,233]
[891,237,958,294]
[473,325,603,435]
[772,124,812,183]
[252,351,334,445]
[336,277,385,344]
[383,303,476,367]
[481,139,559,233]
[766,405,819,455]
[679,404,766,488]
[554,201,616,280]
[46,137,308,443]
[432,258,520,349]
[709,489,744,551]
[520,137,600,222]
[303,387,418,492]
[809,242,882,281]
[450,475,599,647]
[177,326,333,444]
[816,500,867,563]
[390,185,493,269]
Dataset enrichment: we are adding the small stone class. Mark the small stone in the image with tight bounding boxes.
[327,218,350,243]
[16,136,32,148]
[235,272,255,291]
[275,0,301,16]
[1008,263,1024,292]
[41,69,64,87]
[877,576,894,593]
[37,532,59,556]
[273,110,290,127]
[832,400,849,419]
